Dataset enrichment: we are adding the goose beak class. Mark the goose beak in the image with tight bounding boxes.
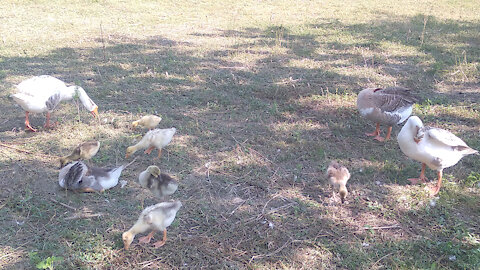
[91,106,99,118]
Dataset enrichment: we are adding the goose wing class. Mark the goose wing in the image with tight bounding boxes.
[142,201,182,225]
[64,162,88,188]
[426,127,471,149]
[374,87,418,112]
[45,92,62,111]
[16,75,67,98]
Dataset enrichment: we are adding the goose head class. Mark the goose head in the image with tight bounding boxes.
[404,116,423,137]
[356,88,378,110]
[72,86,99,118]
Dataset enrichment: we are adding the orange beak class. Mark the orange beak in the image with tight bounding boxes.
[91,106,99,118]
[125,153,130,159]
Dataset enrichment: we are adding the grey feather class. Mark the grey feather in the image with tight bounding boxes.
[45,92,62,111]
[64,162,86,188]
[374,87,418,112]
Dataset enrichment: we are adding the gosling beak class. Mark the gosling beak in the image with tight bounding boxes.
[123,242,130,250]
[91,106,99,118]
[125,153,130,159]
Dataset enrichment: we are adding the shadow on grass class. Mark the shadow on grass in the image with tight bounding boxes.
[0,13,479,269]
[311,13,480,100]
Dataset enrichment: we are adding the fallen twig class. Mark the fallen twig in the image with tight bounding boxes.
[218,66,247,70]
[249,238,292,263]
[65,212,103,220]
[228,199,248,216]
[361,224,400,231]
[243,202,297,225]
[140,257,163,268]
[50,198,77,211]
[123,156,139,169]
[371,252,396,268]
[0,142,59,159]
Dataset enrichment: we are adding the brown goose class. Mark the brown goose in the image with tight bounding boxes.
[122,201,182,249]
[357,86,418,141]
[59,140,100,168]
[326,161,351,203]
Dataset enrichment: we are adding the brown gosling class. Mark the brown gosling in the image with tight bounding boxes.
[326,161,351,203]
[138,165,178,200]
[59,140,100,168]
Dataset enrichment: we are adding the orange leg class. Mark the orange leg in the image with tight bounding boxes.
[144,146,155,154]
[44,111,56,128]
[430,170,443,196]
[80,187,98,193]
[384,126,393,141]
[25,111,37,132]
[408,163,428,184]
[365,123,380,137]
[139,230,156,244]
[366,123,386,141]
[157,148,162,158]
[152,229,167,248]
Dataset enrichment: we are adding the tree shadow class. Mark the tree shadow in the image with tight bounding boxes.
[0,14,479,268]
[310,13,480,102]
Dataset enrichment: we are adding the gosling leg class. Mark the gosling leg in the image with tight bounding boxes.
[138,230,156,244]
[152,229,167,248]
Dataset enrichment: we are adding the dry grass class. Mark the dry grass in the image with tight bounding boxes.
[0,0,479,269]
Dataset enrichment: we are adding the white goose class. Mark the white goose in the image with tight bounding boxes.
[397,116,478,195]
[357,86,418,141]
[11,75,99,132]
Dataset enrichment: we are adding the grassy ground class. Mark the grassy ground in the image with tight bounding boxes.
[0,0,479,269]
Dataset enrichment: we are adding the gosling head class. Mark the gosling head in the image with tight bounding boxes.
[122,231,134,250]
[59,157,70,169]
[339,186,348,204]
[125,146,136,159]
[146,165,161,178]
[131,120,140,128]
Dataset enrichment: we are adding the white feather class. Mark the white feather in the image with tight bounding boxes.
[397,116,477,171]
